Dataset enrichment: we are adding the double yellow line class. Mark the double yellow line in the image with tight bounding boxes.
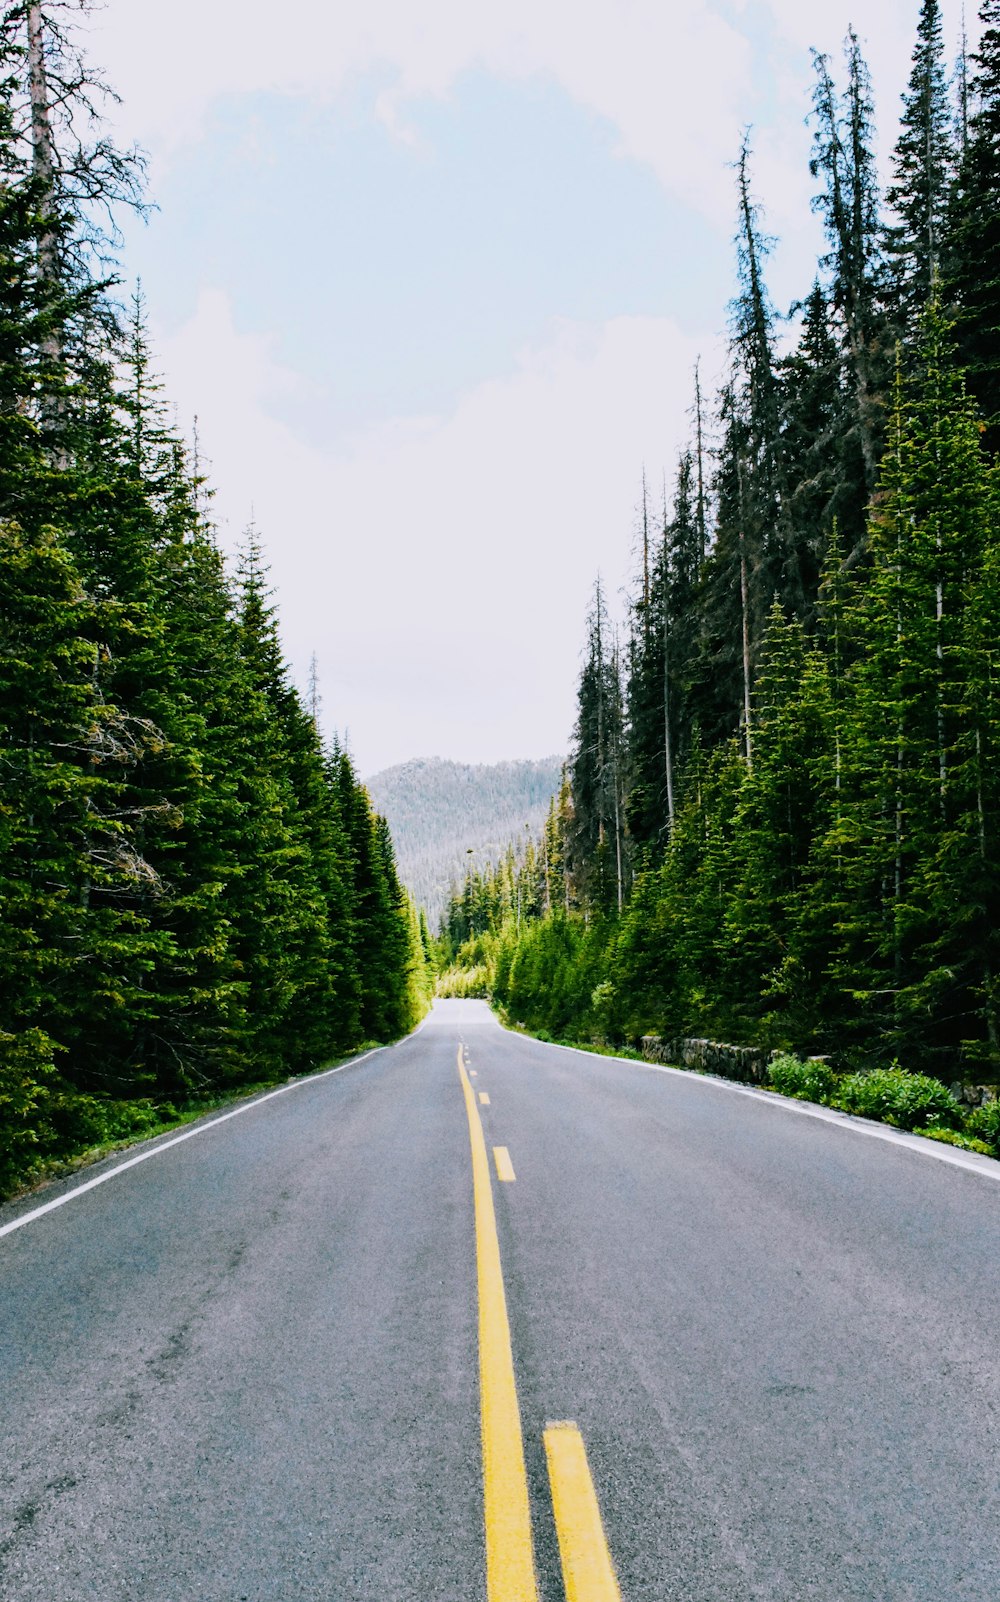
[457,1046,621,1602]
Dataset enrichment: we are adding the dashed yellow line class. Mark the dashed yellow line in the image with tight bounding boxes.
[458,1046,537,1601]
[543,1422,621,1602]
[480,1091,491,1106]
[493,1146,517,1183]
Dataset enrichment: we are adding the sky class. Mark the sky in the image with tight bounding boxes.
[87,0,967,776]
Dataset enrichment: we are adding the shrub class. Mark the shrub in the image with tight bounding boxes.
[965,1100,1000,1155]
[49,1093,163,1149]
[767,1052,836,1104]
[832,1067,964,1131]
[0,1028,60,1195]
[436,965,489,999]
[918,1126,993,1155]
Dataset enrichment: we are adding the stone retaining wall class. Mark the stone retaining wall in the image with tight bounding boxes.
[640,1035,770,1085]
[641,1034,1000,1104]
[949,1081,999,1108]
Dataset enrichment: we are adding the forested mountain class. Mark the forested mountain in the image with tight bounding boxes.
[0,2,430,1196]
[444,0,1000,1090]
[367,756,564,926]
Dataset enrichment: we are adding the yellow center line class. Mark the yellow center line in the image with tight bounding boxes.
[480,1091,491,1106]
[493,1146,517,1183]
[543,1421,622,1602]
[458,1046,538,1602]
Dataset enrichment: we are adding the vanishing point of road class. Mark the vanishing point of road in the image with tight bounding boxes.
[2,998,999,1600]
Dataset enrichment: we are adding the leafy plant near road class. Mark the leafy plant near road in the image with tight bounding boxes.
[765,1056,996,1154]
[829,1068,964,1131]
[965,1101,1000,1155]
[919,1127,994,1154]
[766,1054,837,1105]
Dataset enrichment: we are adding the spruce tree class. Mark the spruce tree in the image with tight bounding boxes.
[945,0,1000,448]
[831,300,998,1068]
[810,32,887,508]
[779,282,866,590]
[626,454,702,848]
[335,747,416,1041]
[570,580,625,912]
[884,0,956,336]
[721,604,837,1044]
[230,532,339,1074]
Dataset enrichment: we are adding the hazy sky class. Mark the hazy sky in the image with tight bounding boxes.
[90,1,965,775]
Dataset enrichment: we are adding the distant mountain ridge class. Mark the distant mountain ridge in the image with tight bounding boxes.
[366,755,564,928]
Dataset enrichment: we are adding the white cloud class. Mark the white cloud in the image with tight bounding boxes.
[98,0,945,772]
[97,0,753,226]
[159,291,717,774]
[95,0,945,278]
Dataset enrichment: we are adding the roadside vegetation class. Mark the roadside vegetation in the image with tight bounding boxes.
[766,1056,996,1154]
[0,1037,401,1203]
[0,4,432,1201]
[440,1,1000,1147]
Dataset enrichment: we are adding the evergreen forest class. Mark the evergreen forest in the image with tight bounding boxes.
[443,0,1000,1101]
[0,3,431,1196]
[367,756,565,928]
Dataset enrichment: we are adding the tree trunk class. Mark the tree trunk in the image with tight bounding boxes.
[28,4,59,326]
[694,359,707,565]
[737,459,753,768]
[663,595,675,828]
[641,468,650,620]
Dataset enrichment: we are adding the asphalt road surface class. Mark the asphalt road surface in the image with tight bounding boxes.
[3,998,1000,1601]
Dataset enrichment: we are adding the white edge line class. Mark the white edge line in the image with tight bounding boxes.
[493,1014,1000,1186]
[0,1014,431,1242]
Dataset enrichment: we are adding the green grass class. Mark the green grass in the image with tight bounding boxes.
[916,1125,994,1155]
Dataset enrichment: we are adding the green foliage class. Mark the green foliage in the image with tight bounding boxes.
[47,1092,164,1152]
[497,915,617,1042]
[831,1068,964,1130]
[884,0,955,334]
[944,0,1000,446]
[965,1100,1000,1154]
[917,1125,993,1154]
[440,31,1000,1121]
[436,965,490,999]
[766,1053,837,1104]
[0,1029,60,1194]
[0,16,428,1197]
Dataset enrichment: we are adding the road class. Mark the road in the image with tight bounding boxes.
[2,998,1000,1600]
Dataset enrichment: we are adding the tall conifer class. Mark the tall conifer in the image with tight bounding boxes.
[884,0,955,334]
[945,0,1000,448]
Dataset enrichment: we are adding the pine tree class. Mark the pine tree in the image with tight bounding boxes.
[570,580,626,912]
[626,453,702,848]
[689,385,755,754]
[229,532,341,1073]
[831,299,999,1068]
[884,0,956,335]
[335,748,417,1041]
[721,604,837,1043]
[944,0,1000,448]
[810,31,887,507]
[779,282,866,591]
[731,135,789,614]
